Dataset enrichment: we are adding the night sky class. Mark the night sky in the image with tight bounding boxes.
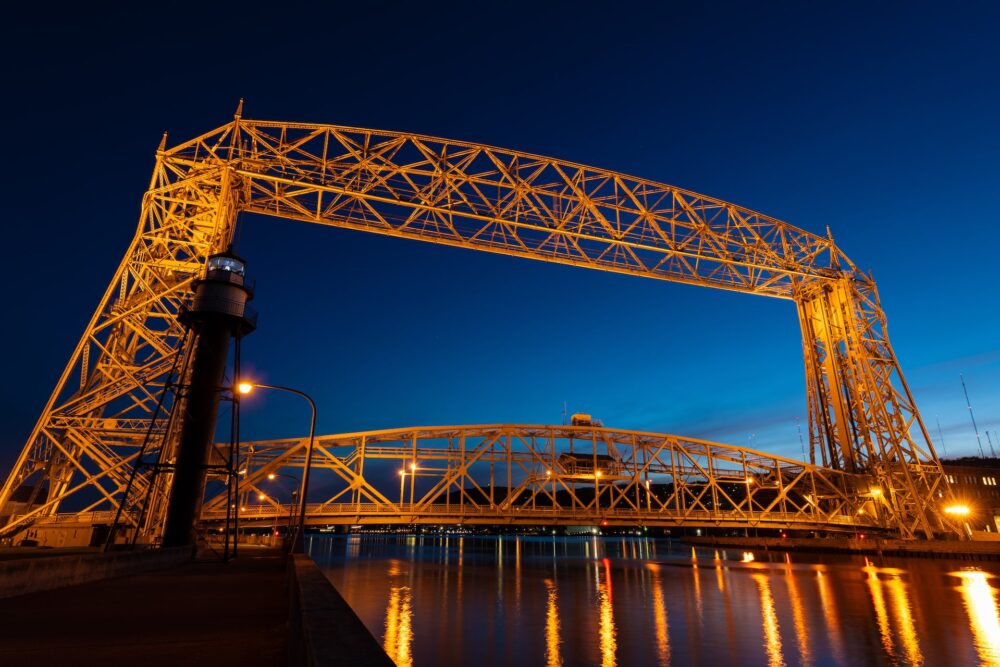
[1,2,998,477]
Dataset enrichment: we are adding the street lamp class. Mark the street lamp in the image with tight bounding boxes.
[238,382,317,553]
[395,463,420,508]
[267,472,301,543]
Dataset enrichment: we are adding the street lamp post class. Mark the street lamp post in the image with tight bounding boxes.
[267,472,301,546]
[238,382,316,554]
[399,469,407,508]
[410,462,417,506]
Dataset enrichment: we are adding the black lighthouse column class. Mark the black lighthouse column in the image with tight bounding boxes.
[162,253,256,548]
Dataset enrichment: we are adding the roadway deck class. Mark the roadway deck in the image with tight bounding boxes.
[0,546,288,666]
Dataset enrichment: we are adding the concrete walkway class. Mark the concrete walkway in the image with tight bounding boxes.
[0,548,288,666]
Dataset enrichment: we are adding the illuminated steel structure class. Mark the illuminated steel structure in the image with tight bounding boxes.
[0,106,951,540]
[207,425,885,532]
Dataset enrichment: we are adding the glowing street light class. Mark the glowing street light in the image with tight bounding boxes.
[945,504,971,517]
[236,381,317,553]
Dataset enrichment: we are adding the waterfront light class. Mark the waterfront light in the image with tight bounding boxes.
[945,504,972,517]
[236,380,317,553]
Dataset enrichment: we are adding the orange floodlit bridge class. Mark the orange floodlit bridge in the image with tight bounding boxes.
[0,106,959,544]
[210,424,887,533]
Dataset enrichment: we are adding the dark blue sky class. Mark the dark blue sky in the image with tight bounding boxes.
[1,1,998,473]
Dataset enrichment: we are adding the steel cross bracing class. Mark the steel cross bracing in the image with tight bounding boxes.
[0,110,954,540]
[201,425,884,532]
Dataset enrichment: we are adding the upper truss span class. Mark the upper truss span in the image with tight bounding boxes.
[167,118,856,297]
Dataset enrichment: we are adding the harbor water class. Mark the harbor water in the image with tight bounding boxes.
[308,534,1000,667]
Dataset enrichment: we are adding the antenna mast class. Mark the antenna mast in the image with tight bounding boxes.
[961,374,986,457]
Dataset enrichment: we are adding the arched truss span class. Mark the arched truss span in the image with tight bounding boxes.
[0,111,952,540]
[205,424,883,533]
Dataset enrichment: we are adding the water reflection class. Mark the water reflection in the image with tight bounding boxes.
[544,578,562,667]
[814,569,845,664]
[863,562,923,664]
[384,584,413,667]
[885,574,922,664]
[783,560,812,667]
[752,573,785,667]
[313,535,1000,667]
[598,558,618,667]
[953,569,1000,666]
[647,564,671,666]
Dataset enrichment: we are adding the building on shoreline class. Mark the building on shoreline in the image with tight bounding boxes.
[940,457,1000,532]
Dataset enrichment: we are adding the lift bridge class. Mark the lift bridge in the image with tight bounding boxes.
[0,105,958,544]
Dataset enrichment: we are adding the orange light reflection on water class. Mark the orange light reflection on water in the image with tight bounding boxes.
[752,573,785,667]
[544,578,562,667]
[863,564,894,658]
[952,569,1000,666]
[783,563,812,667]
[598,558,618,667]
[885,574,922,665]
[814,569,845,665]
[646,563,672,666]
[383,585,413,667]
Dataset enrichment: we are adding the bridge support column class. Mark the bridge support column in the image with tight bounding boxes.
[796,277,947,539]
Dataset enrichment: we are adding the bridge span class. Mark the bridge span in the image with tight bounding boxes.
[202,424,891,534]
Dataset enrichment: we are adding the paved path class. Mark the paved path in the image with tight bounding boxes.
[0,549,287,666]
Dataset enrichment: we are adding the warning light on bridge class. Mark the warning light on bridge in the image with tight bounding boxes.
[944,504,971,517]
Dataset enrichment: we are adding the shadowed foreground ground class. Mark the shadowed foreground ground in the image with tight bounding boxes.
[0,548,287,666]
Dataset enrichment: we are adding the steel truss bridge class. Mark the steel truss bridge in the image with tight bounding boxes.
[209,424,885,533]
[0,105,957,542]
